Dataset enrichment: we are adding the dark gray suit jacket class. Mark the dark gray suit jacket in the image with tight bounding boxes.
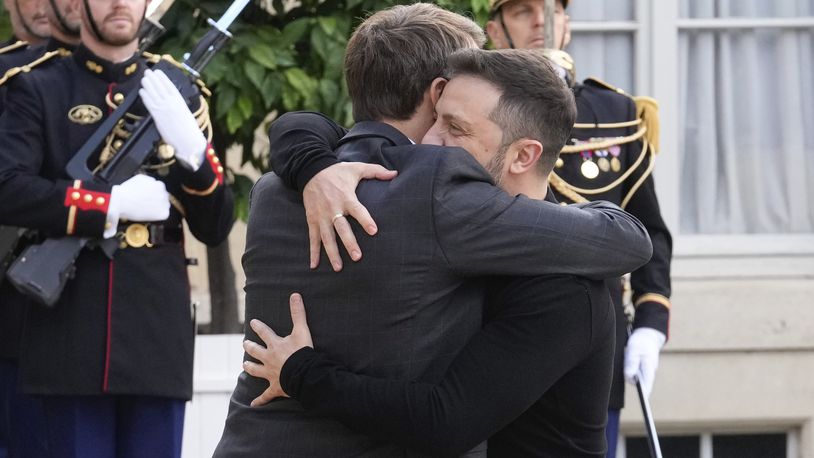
[214,119,651,457]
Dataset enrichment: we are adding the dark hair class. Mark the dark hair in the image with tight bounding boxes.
[445,48,576,174]
[344,3,486,122]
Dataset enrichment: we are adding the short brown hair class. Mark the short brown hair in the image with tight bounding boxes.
[344,3,486,122]
[445,48,576,174]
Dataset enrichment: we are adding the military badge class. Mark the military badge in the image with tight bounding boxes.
[68,105,103,125]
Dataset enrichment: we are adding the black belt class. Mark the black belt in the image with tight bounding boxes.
[117,223,183,249]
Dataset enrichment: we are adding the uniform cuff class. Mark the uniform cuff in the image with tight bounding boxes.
[632,300,670,338]
[179,144,223,196]
[62,180,112,237]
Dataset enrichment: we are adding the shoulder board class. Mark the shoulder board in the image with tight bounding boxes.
[584,77,630,97]
[0,48,71,87]
[0,40,27,55]
[142,51,211,97]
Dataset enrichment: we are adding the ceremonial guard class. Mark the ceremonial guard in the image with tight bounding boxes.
[0,0,50,72]
[486,1,673,456]
[0,0,234,455]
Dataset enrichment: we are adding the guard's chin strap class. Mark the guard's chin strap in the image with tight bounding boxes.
[82,0,105,43]
[497,10,516,49]
[14,0,49,40]
[48,0,79,37]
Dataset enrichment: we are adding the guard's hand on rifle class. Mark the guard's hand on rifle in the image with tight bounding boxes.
[104,174,170,238]
[624,327,666,399]
[139,69,207,171]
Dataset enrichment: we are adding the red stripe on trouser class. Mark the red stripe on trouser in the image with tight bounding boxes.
[103,260,114,392]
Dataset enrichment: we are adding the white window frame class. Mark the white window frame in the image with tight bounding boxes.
[571,0,814,279]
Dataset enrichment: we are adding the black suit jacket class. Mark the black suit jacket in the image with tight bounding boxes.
[215,115,651,456]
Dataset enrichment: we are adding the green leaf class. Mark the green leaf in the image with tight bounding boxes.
[237,95,253,120]
[317,17,337,37]
[318,79,339,110]
[215,86,237,119]
[284,68,318,98]
[261,74,283,108]
[281,18,311,45]
[310,26,330,61]
[248,45,278,70]
[226,108,244,134]
[275,50,296,67]
[244,60,266,89]
[281,88,301,111]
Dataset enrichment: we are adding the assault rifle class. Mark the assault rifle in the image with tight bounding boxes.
[7,0,250,307]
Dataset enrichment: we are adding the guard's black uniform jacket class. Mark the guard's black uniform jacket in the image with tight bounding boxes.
[551,78,672,409]
[0,38,75,362]
[0,44,234,399]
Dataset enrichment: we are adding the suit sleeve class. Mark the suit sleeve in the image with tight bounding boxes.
[0,74,111,238]
[280,277,601,456]
[267,111,347,191]
[431,149,653,280]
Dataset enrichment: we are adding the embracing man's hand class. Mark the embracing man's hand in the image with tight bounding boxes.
[243,293,314,407]
[303,162,397,271]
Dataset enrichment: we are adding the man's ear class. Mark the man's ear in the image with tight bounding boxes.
[430,77,447,106]
[485,20,502,47]
[561,14,572,49]
[508,139,543,175]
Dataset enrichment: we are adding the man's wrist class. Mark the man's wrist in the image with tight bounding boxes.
[279,346,319,398]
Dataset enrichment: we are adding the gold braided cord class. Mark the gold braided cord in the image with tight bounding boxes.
[560,125,647,154]
[620,141,656,209]
[169,194,186,217]
[0,48,70,86]
[0,40,27,55]
[548,173,589,203]
[551,138,649,197]
[573,118,641,129]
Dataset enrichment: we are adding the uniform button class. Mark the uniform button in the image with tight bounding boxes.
[83,194,93,203]
[555,158,564,168]
[71,191,81,200]
[96,197,106,206]
[113,93,124,104]
[217,166,224,173]
[207,148,215,156]
[212,156,220,164]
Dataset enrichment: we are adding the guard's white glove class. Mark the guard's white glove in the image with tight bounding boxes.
[104,174,170,238]
[139,69,207,171]
[624,327,666,399]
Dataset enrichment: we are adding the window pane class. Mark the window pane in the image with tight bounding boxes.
[680,0,813,19]
[626,435,700,458]
[712,433,786,457]
[678,12,814,233]
[568,33,635,91]
[569,0,634,22]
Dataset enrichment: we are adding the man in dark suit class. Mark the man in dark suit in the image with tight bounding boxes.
[215,4,650,457]
[240,48,624,457]
[486,1,673,454]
